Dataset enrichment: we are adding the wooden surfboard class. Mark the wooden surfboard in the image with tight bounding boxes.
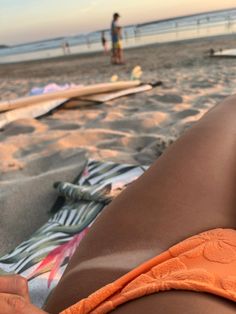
[0,81,140,113]
[79,84,153,103]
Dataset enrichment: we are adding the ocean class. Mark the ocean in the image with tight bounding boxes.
[1,8,236,64]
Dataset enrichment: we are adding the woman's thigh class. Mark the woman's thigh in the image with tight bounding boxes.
[45,96,236,313]
[113,292,236,314]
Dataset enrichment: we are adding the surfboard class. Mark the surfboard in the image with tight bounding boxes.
[0,98,66,129]
[0,81,140,113]
[213,49,236,58]
[79,84,153,103]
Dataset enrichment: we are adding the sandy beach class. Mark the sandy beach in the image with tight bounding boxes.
[1,34,236,254]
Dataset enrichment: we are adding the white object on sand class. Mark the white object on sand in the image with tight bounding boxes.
[131,66,143,80]
[213,49,236,57]
[80,84,153,103]
[0,81,140,113]
[0,99,67,129]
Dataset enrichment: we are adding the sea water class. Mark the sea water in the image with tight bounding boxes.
[0,8,236,64]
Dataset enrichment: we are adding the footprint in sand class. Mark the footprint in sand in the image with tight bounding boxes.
[2,119,47,136]
[151,94,183,104]
[49,122,80,131]
[175,109,200,119]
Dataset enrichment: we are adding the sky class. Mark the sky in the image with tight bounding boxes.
[0,0,236,45]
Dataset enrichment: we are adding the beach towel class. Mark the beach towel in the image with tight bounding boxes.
[29,83,82,96]
[0,160,148,307]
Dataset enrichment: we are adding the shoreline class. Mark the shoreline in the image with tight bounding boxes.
[1,33,236,67]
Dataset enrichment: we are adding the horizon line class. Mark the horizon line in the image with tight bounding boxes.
[3,6,236,48]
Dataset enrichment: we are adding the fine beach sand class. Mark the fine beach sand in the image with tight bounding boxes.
[1,34,236,254]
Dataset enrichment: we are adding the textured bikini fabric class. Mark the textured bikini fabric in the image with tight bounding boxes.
[61,229,236,314]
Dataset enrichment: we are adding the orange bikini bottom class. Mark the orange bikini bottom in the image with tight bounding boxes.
[61,228,236,314]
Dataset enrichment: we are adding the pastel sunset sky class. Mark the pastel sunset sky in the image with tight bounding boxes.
[1,0,235,44]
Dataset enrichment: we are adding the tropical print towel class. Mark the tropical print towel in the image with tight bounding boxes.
[0,160,148,308]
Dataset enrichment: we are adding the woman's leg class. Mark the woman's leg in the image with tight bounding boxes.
[45,95,236,313]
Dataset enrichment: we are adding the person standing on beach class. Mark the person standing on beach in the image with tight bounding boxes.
[111,13,124,64]
[101,31,108,54]
[65,41,71,54]
[61,41,70,55]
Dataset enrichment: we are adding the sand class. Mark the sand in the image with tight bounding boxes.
[1,34,236,255]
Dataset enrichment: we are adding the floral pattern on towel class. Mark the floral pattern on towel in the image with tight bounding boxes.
[0,160,148,307]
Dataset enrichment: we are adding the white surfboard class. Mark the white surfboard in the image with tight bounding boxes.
[213,49,236,57]
[0,99,66,129]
